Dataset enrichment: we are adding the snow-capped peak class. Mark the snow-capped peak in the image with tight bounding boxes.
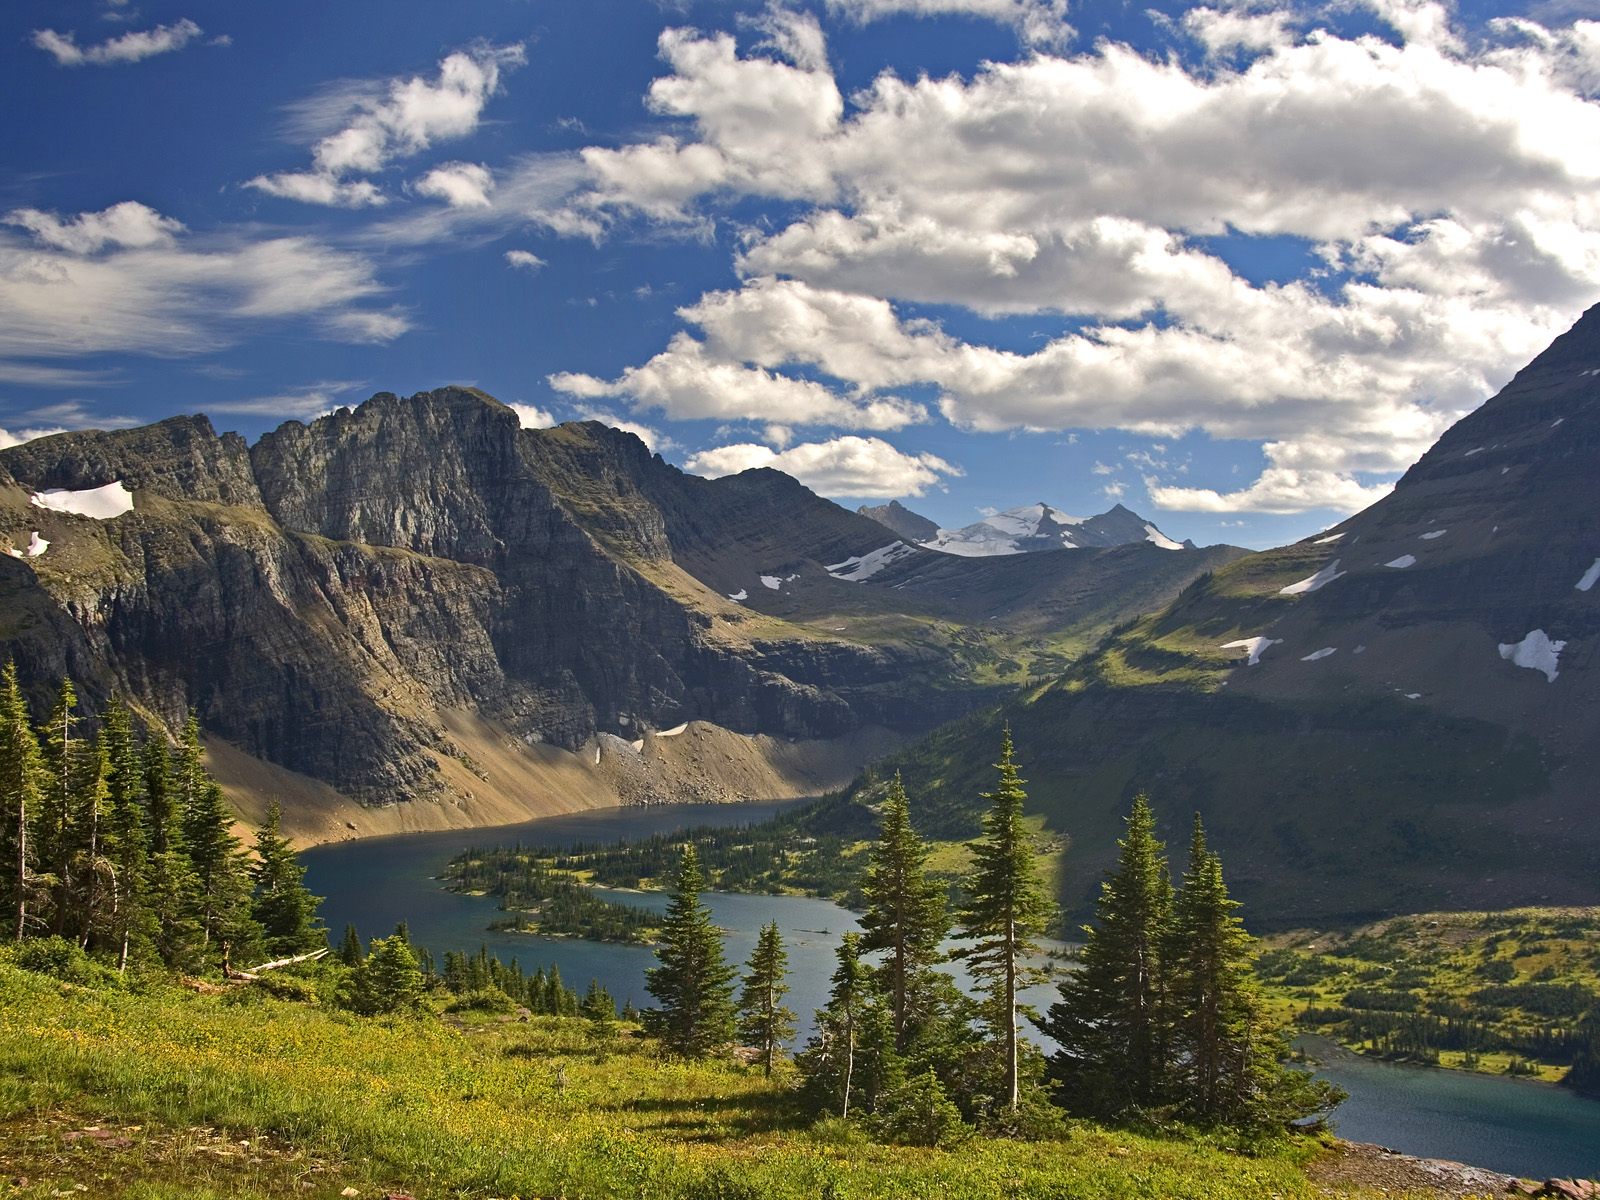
[920,502,1185,557]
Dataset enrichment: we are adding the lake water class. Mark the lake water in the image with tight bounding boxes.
[302,801,1600,1181]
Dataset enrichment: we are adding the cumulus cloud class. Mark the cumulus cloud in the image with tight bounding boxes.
[33,18,203,66]
[0,203,407,380]
[509,402,555,428]
[248,43,525,208]
[415,162,494,208]
[536,10,1600,511]
[824,0,1071,47]
[1147,468,1396,514]
[504,249,546,271]
[684,435,961,497]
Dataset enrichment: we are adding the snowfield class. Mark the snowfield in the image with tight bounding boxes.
[29,481,134,520]
[1280,559,1345,596]
[1220,636,1282,666]
[826,541,917,581]
[1384,555,1417,569]
[1498,629,1566,683]
[1576,559,1600,592]
[1144,524,1183,550]
[1301,647,1337,661]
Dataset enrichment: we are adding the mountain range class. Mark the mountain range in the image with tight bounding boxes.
[0,391,1234,842]
[856,303,1600,925]
[860,499,1191,556]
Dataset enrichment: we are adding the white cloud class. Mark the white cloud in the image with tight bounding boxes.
[248,43,525,208]
[504,249,546,272]
[1101,480,1127,499]
[536,14,1600,510]
[0,203,407,377]
[824,0,1072,47]
[205,380,366,419]
[33,18,203,66]
[415,162,494,208]
[684,435,961,498]
[7,201,183,254]
[509,402,555,428]
[0,427,69,449]
[1147,468,1395,514]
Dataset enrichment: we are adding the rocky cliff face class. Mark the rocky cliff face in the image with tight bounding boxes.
[0,388,1225,823]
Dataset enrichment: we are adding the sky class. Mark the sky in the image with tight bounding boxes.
[2,0,1598,549]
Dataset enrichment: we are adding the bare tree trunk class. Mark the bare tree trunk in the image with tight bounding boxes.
[1005,916,1019,1112]
[841,1004,855,1120]
[13,794,25,943]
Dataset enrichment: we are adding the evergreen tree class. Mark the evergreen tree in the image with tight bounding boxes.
[183,775,258,963]
[337,923,364,966]
[582,978,617,1030]
[96,726,152,971]
[955,729,1053,1112]
[0,663,44,942]
[643,845,736,1057]
[36,680,81,936]
[798,932,903,1119]
[1042,794,1173,1118]
[135,731,202,971]
[1165,814,1339,1129]
[343,934,424,1015]
[737,921,796,1077]
[250,800,324,956]
[858,773,949,1050]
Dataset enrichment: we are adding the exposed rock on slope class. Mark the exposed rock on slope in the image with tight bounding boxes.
[858,500,941,543]
[861,304,1600,926]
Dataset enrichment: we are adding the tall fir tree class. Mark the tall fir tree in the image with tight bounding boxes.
[36,680,81,936]
[858,773,949,1050]
[1042,794,1173,1118]
[94,700,149,967]
[250,800,324,955]
[956,729,1054,1113]
[798,932,869,1118]
[0,663,44,942]
[183,776,258,964]
[737,921,797,1077]
[137,733,202,970]
[643,844,736,1057]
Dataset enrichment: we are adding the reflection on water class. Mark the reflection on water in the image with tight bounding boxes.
[304,802,1600,1181]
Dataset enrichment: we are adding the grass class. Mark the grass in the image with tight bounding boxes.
[0,961,1395,1200]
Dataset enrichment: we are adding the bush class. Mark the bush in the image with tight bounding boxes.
[10,938,123,989]
[446,987,518,1015]
[868,1069,970,1148]
[253,973,320,1003]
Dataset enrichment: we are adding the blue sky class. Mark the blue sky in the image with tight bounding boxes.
[3,0,1598,548]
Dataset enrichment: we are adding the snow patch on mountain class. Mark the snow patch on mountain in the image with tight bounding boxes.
[827,541,917,581]
[1221,636,1282,666]
[760,576,781,590]
[727,588,748,602]
[1576,559,1600,592]
[29,481,134,520]
[1498,629,1565,682]
[1384,555,1417,569]
[1313,533,1345,544]
[1420,530,1447,540]
[1302,647,1337,661]
[920,502,1185,558]
[1281,559,1345,596]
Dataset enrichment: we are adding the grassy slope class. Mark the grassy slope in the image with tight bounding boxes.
[0,963,1382,1200]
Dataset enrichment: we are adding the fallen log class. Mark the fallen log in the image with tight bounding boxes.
[225,947,329,981]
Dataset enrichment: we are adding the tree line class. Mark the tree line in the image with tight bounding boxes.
[0,665,323,973]
[641,730,1340,1140]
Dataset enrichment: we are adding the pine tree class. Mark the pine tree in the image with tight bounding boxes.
[737,921,796,1077]
[799,932,868,1118]
[337,923,364,966]
[955,729,1054,1112]
[136,731,202,971]
[97,726,152,971]
[184,776,258,965]
[858,773,949,1050]
[36,679,81,936]
[250,800,324,956]
[343,934,424,1015]
[0,663,44,942]
[1042,794,1173,1118]
[582,978,617,1030]
[643,845,736,1057]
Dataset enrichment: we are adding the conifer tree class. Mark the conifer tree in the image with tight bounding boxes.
[183,776,257,962]
[956,729,1053,1112]
[582,978,617,1030]
[738,920,796,1077]
[250,800,324,955]
[343,934,424,1015]
[36,679,81,935]
[135,731,202,970]
[799,932,867,1118]
[0,663,44,942]
[1042,794,1173,1118]
[96,726,152,971]
[858,773,949,1050]
[338,923,364,966]
[643,844,736,1057]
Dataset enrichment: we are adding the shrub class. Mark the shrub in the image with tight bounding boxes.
[446,986,518,1015]
[10,938,122,989]
[868,1069,970,1148]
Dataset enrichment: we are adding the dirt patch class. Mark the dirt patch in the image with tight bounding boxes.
[1307,1140,1518,1198]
